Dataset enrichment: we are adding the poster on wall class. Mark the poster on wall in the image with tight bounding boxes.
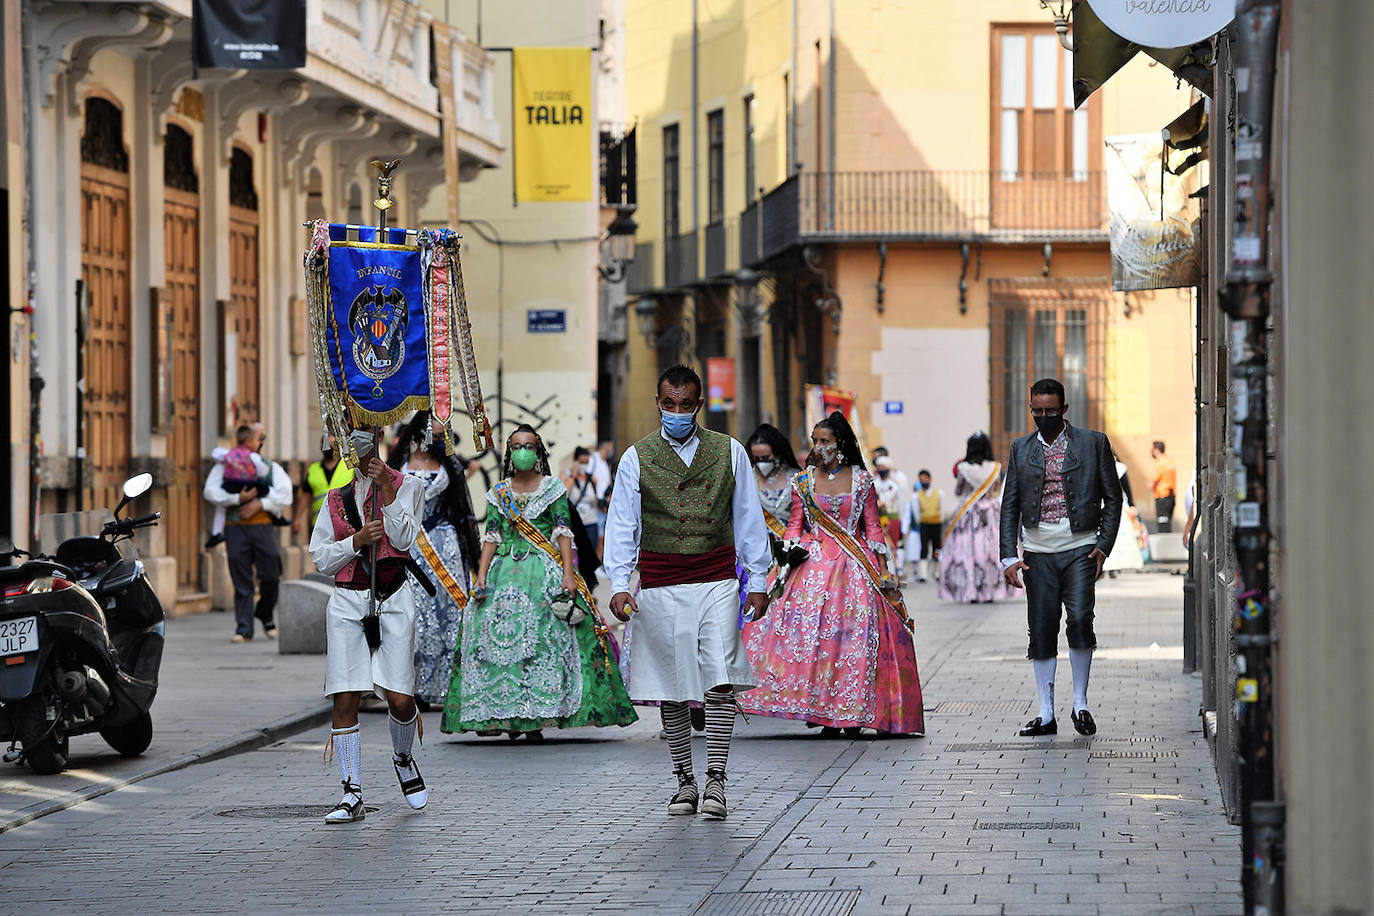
[707,358,736,412]
[1105,133,1202,292]
[513,48,593,202]
[192,0,306,70]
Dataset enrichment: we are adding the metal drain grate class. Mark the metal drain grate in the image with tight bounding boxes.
[975,821,1080,830]
[1088,750,1179,759]
[945,741,1091,752]
[215,805,380,819]
[929,700,1034,715]
[694,889,861,916]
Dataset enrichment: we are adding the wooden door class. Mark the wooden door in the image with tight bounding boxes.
[229,206,260,423]
[165,188,202,588]
[80,164,132,513]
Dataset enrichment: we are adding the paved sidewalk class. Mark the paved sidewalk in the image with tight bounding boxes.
[0,574,1240,914]
[0,609,328,830]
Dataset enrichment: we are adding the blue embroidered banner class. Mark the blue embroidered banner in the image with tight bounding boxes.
[322,228,430,423]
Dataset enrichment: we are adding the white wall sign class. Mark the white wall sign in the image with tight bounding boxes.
[1086,0,1236,48]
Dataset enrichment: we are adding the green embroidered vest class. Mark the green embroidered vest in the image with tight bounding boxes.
[636,428,736,555]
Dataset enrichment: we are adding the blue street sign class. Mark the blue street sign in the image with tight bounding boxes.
[526,309,566,333]
[884,401,904,415]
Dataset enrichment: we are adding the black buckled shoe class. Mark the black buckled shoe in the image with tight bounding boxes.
[324,782,365,824]
[668,768,698,816]
[701,768,728,819]
[1071,709,1097,736]
[1018,716,1057,737]
[394,754,427,810]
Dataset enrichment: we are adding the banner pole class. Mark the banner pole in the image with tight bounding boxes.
[367,159,401,627]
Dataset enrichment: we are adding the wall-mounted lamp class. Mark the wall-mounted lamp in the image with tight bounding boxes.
[598,208,638,282]
[875,241,887,314]
[958,242,971,313]
[733,266,765,337]
[1042,242,1053,277]
[633,296,659,347]
[1038,1,1073,51]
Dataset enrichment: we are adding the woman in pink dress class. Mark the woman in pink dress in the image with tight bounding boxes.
[741,412,925,737]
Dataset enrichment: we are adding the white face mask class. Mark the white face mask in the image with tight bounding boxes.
[756,460,776,477]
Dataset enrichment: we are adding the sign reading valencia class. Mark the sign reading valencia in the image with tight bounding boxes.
[1084,0,1235,49]
[512,48,593,203]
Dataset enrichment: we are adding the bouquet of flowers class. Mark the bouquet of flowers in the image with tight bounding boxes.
[767,538,810,601]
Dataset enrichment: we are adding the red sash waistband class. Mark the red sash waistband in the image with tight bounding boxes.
[640,544,736,589]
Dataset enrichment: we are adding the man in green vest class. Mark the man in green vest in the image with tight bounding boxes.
[605,364,772,820]
[294,434,355,536]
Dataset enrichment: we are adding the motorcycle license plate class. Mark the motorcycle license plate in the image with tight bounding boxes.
[0,617,37,657]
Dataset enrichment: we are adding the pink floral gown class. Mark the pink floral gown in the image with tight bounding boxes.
[741,468,925,735]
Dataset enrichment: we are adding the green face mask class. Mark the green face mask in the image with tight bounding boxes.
[511,448,538,471]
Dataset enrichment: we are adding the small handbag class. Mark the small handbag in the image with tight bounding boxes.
[550,590,585,626]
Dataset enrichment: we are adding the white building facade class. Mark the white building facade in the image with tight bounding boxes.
[16,0,501,608]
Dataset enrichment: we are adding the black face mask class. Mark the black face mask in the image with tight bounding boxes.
[1034,413,1065,439]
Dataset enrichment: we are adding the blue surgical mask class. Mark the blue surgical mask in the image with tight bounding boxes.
[660,409,696,440]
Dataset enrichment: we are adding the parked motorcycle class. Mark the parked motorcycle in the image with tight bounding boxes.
[0,473,165,774]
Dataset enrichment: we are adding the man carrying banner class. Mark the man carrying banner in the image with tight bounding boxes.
[604,364,772,820]
[302,161,493,824]
[309,422,429,824]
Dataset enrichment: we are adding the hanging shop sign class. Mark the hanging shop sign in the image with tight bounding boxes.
[1084,0,1235,50]
[192,0,306,70]
[512,48,593,202]
[1105,133,1202,291]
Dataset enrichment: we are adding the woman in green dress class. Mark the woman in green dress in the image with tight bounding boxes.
[441,424,636,739]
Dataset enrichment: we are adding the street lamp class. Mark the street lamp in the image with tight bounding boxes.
[633,296,659,347]
[733,266,763,337]
[598,209,638,282]
[1038,0,1074,50]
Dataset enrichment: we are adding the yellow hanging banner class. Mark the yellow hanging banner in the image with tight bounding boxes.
[512,47,593,203]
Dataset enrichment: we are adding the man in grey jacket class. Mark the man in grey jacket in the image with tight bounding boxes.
[1000,378,1122,737]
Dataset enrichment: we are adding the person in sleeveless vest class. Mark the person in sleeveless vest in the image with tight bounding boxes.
[604,364,773,820]
[294,434,355,538]
[308,423,429,824]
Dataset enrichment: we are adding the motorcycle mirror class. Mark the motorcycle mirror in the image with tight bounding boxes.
[115,473,154,517]
[123,473,153,500]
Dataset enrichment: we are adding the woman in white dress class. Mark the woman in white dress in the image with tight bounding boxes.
[1104,453,1147,573]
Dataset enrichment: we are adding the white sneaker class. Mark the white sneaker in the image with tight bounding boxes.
[324,784,365,824]
[394,754,427,810]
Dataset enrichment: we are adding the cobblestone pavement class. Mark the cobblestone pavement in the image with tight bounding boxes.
[0,573,1241,914]
[0,610,327,828]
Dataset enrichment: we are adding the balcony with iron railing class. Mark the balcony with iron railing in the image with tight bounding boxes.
[741,170,1108,264]
[703,218,739,280]
[665,230,699,288]
[626,240,661,296]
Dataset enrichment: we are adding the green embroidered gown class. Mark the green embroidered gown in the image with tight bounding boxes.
[441,476,637,733]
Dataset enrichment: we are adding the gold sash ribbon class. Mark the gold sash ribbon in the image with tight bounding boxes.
[943,461,1003,539]
[415,530,468,608]
[492,481,614,672]
[762,510,788,540]
[796,470,913,631]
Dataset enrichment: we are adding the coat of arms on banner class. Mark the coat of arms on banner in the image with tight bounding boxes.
[303,220,492,465]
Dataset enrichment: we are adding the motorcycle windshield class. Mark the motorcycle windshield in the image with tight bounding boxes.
[39,511,135,559]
